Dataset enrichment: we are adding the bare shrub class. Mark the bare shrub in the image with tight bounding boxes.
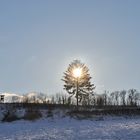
[23,109,42,121]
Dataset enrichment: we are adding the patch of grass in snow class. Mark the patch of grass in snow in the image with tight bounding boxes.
[66,110,103,120]
[23,109,42,121]
[2,110,21,122]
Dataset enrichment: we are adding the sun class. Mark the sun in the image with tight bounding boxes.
[73,68,82,78]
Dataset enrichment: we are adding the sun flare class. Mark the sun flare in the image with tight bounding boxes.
[73,68,82,78]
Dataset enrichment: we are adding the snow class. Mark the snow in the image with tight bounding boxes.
[25,92,51,103]
[0,117,140,140]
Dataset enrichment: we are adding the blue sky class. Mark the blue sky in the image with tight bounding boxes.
[0,0,140,94]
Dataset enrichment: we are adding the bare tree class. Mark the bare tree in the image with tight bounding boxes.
[90,93,96,106]
[102,90,108,106]
[37,93,47,103]
[120,90,126,106]
[55,93,61,104]
[107,96,112,106]
[51,96,55,104]
[110,92,115,105]
[114,91,119,106]
[127,89,137,106]
[134,92,140,106]
[110,91,119,106]
[96,95,104,106]
[23,95,30,103]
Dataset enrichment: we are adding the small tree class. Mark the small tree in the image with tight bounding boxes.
[120,90,126,106]
[127,89,137,106]
[102,90,108,106]
[62,60,95,106]
[110,92,115,105]
[114,91,119,106]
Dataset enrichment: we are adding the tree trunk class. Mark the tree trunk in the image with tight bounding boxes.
[76,78,79,106]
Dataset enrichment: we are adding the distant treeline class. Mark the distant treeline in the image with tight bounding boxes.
[21,89,140,107]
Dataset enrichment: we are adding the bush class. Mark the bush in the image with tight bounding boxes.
[2,110,20,122]
[23,109,42,121]
[47,109,53,118]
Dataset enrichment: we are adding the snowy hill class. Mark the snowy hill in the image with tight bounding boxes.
[24,92,51,103]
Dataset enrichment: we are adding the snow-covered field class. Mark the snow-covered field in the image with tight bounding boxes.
[0,117,140,140]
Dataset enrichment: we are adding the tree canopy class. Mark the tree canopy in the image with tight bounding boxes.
[62,60,95,105]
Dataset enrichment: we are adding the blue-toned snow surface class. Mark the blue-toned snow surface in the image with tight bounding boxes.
[0,116,140,140]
